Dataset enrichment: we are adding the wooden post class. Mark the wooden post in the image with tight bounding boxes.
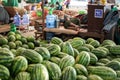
[42,0,45,39]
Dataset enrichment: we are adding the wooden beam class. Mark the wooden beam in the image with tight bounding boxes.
[42,0,45,39]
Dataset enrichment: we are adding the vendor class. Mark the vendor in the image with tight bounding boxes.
[60,14,81,31]
[0,0,9,24]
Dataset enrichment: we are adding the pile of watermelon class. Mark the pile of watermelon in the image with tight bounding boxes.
[0,31,120,80]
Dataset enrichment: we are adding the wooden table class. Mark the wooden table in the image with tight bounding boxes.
[44,27,105,42]
[0,24,10,33]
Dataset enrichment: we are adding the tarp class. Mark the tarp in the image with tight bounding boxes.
[103,9,119,32]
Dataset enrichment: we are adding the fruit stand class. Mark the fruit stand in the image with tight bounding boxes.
[0,0,120,80]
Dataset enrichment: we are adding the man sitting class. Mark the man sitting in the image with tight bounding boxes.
[0,0,9,25]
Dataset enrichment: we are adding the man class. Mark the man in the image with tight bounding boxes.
[60,14,81,31]
[0,0,9,24]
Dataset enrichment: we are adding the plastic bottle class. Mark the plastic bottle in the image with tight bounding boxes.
[46,8,56,28]
[13,12,21,27]
[55,15,60,28]
[46,8,55,42]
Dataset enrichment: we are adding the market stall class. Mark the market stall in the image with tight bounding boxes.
[0,0,120,80]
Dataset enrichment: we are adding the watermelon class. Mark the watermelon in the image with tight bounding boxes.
[8,42,16,49]
[86,38,95,44]
[10,49,17,56]
[57,52,69,58]
[95,62,105,66]
[105,61,120,70]
[7,31,15,36]
[30,64,49,80]
[91,48,108,58]
[14,72,31,80]
[101,39,116,46]
[43,61,61,80]
[74,64,88,76]
[62,66,76,80]
[34,40,40,47]
[76,75,87,80]
[21,49,43,63]
[88,75,103,80]
[73,37,86,44]
[89,40,100,48]
[76,46,90,52]
[2,44,10,49]
[116,71,120,78]
[15,34,21,40]
[0,64,10,80]
[109,45,120,55]
[50,37,63,45]
[21,37,27,44]
[11,56,28,76]
[47,44,61,56]
[34,47,50,60]
[27,42,35,49]
[61,42,74,56]
[0,37,8,46]
[89,52,98,65]
[76,51,90,66]
[99,58,110,64]
[73,48,80,58]
[88,66,117,80]
[22,44,29,49]
[50,57,61,65]
[84,44,94,51]
[0,48,14,65]
[16,47,26,56]
[70,39,84,49]
[7,35,16,42]
[59,55,75,70]
[27,36,35,42]
[15,41,23,48]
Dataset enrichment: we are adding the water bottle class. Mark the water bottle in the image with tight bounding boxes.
[13,12,21,27]
[22,11,30,29]
[55,15,60,28]
[46,14,56,28]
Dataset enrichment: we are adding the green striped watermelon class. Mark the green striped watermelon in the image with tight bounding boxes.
[34,47,50,60]
[0,64,10,80]
[76,51,90,66]
[76,75,87,80]
[50,37,63,45]
[11,56,28,76]
[74,64,88,76]
[21,49,43,63]
[7,35,16,42]
[47,44,61,56]
[62,66,76,80]
[14,72,31,80]
[61,42,74,56]
[0,48,14,65]
[88,66,117,80]
[59,55,75,70]
[43,61,61,80]
[0,37,8,46]
[30,64,49,80]
[88,75,103,80]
